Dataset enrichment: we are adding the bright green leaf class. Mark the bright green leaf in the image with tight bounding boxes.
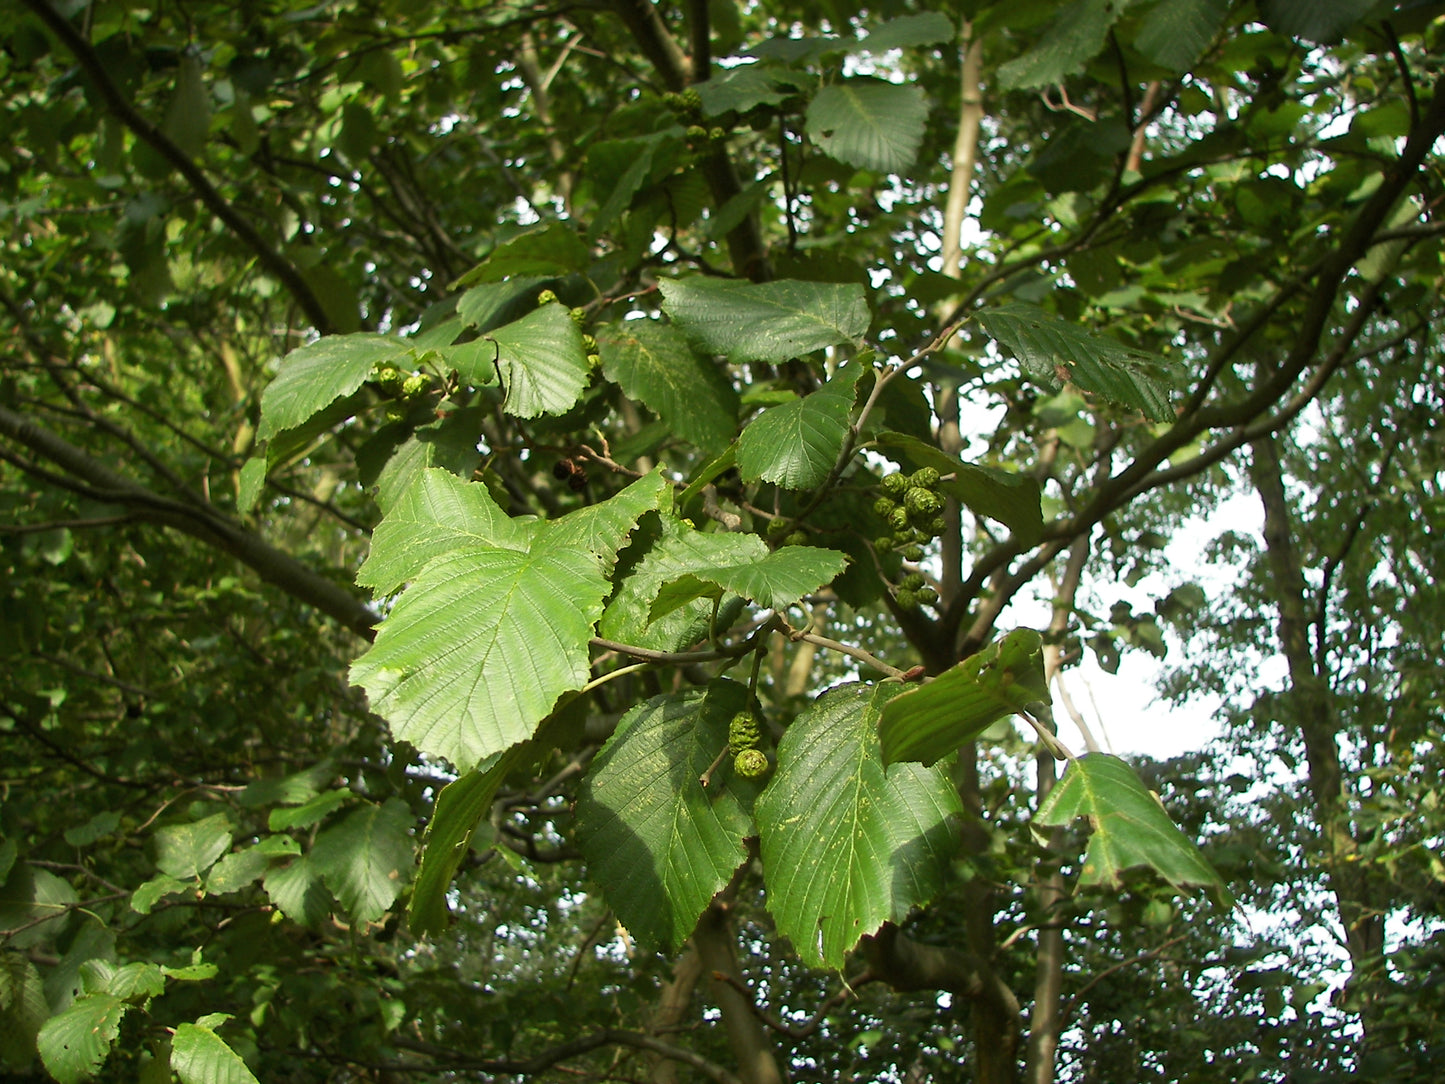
[756,684,961,969]
[310,798,414,924]
[805,79,929,173]
[257,334,406,440]
[738,363,865,489]
[171,1022,260,1084]
[651,544,849,620]
[487,303,591,419]
[597,320,740,456]
[153,814,233,880]
[350,546,609,771]
[576,681,757,950]
[37,994,126,1084]
[975,304,1174,421]
[599,516,748,651]
[534,469,672,572]
[410,746,528,936]
[1035,753,1231,903]
[468,223,591,283]
[879,630,1050,765]
[357,468,534,596]
[205,847,272,895]
[660,278,869,364]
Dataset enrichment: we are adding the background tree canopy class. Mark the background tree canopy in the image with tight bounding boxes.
[2,0,1443,1081]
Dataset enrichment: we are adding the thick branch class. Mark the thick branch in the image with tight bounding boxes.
[693,901,786,1084]
[0,404,376,640]
[21,0,335,333]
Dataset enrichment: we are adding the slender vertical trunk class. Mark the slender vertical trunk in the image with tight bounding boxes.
[693,901,787,1084]
[1024,541,1089,1084]
[1248,436,1387,1042]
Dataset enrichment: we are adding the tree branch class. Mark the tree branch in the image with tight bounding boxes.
[20,0,336,333]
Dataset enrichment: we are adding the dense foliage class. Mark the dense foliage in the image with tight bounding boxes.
[2,1,1442,1082]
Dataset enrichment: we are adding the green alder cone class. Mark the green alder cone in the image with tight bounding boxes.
[728,711,762,754]
[733,747,770,779]
[880,472,909,495]
[910,467,940,489]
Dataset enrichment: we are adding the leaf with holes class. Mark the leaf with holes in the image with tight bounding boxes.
[805,79,928,173]
[37,994,126,1084]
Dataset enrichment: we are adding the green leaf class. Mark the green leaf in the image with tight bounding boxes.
[310,798,414,923]
[0,952,46,1069]
[871,433,1044,545]
[534,470,672,572]
[879,629,1050,765]
[171,1022,261,1084]
[235,456,266,516]
[1035,753,1230,904]
[263,855,332,927]
[696,64,796,116]
[997,0,1122,90]
[162,51,210,160]
[756,684,961,969]
[153,814,234,880]
[257,334,406,440]
[266,788,352,831]
[805,79,929,173]
[600,515,747,651]
[454,276,550,333]
[97,961,165,1001]
[975,304,1174,421]
[660,278,869,364]
[205,847,272,895]
[37,994,126,1084]
[350,546,609,771]
[597,320,740,456]
[1259,0,1377,42]
[856,12,955,52]
[468,223,591,283]
[576,681,757,950]
[357,468,534,596]
[737,363,865,489]
[651,543,849,620]
[1133,0,1231,71]
[130,875,188,915]
[488,303,591,419]
[410,746,527,936]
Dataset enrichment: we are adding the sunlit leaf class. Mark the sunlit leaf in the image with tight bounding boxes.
[738,363,865,489]
[257,335,406,440]
[1035,754,1231,904]
[651,543,849,620]
[486,303,591,419]
[171,1022,261,1084]
[38,994,126,1084]
[153,814,234,880]
[879,629,1049,765]
[350,546,608,771]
